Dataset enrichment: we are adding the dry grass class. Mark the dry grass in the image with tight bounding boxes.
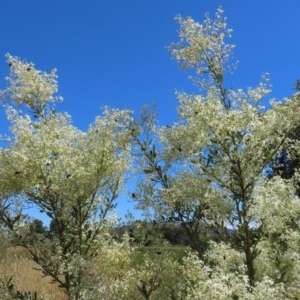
[0,246,67,300]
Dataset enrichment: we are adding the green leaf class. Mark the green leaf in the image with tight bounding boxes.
[216,73,223,84]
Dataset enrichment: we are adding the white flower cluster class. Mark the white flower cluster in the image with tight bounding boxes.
[4,54,62,115]
[169,7,235,90]
[1,6,300,299]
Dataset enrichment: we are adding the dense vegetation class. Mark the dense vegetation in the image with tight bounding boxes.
[1,7,300,299]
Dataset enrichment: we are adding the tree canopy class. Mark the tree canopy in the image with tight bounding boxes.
[1,7,300,300]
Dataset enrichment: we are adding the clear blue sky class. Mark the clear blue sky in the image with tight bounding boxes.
[0,0,300,222]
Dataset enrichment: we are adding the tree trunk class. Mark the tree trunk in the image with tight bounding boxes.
[244,223,255,287]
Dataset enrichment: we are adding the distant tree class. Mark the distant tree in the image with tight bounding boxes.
[47,218,59,239]
[29,219,47,235]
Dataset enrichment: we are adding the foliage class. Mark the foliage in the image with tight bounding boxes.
[0,55,133,299]
[131,7,300,298]
[1,6,300,300]
[107,250,184,299]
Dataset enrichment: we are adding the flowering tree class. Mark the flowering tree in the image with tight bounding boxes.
[132,7,300,297]
[0,55,133,299]
[1,7,300,299]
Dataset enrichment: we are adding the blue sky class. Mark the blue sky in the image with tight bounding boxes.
[1,0,300,222]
